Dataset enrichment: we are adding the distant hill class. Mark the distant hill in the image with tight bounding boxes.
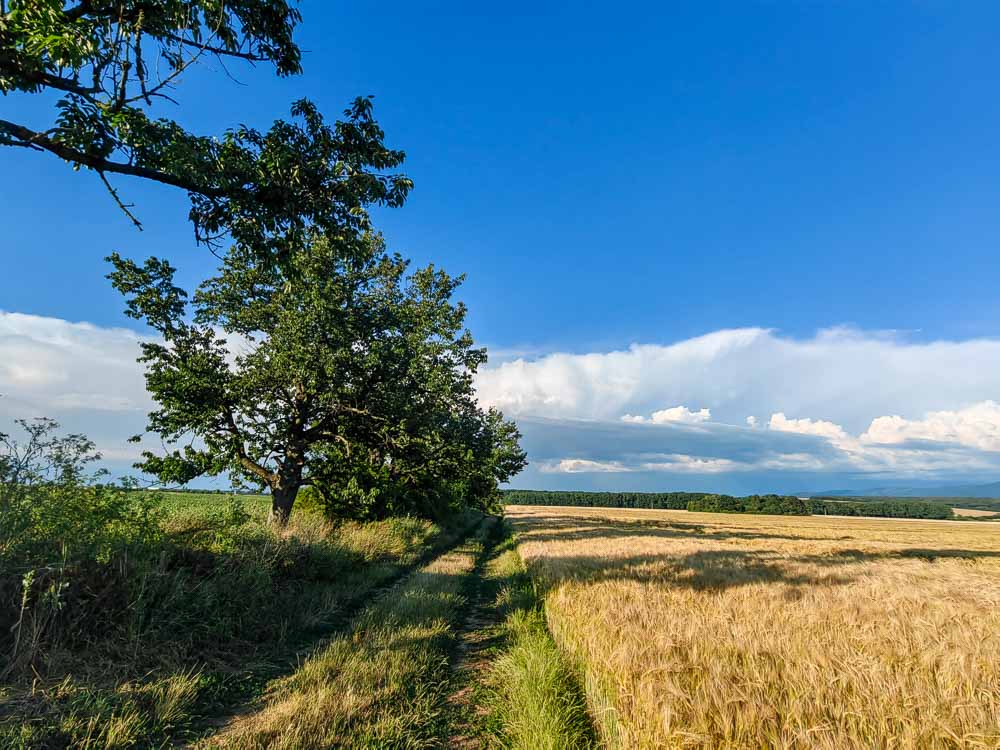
[808,481,1000,499]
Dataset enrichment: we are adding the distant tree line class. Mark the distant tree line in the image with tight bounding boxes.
[688,494,810,515]
[502,490,809,515]
[503,490,955,519]
[813,494,1000,513]
[807,498,953,519]
[503,490,695,510]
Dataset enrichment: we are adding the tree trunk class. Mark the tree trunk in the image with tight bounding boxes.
[371,490,390,521]
[270,485,297,526]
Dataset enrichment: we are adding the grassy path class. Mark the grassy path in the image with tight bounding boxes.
[176,511,485,748]
[443,523,598,750]
[198,517,498,748]
[440,522,508,749]
[187,515,597,749]
[3,510,484,750]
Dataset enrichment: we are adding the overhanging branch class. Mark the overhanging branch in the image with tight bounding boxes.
[0,119,225,198]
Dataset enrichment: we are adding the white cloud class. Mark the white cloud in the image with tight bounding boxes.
[538,453,741,475]
[652,406,711,423]
[0,312,154,473]
[7,311,1000,489]
[768,412,849,443]
[477,328,766,422]
[638,454,739,473]
[0,312,150,412]
[476,327,1000,434]
[538,458,631,473]
[859,401,1000,451]
[478,327,1000,486]
[621,405,711,424]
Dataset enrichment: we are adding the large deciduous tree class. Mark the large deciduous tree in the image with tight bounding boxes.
[107,233,526,524]
[0,1,411,262]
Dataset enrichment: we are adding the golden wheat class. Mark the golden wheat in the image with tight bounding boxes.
[507,505,1000,750]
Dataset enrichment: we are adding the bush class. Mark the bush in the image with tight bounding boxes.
[1,419,163,570]
[0,419,452,680]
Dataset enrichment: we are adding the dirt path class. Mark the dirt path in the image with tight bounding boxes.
[442,522,506,750]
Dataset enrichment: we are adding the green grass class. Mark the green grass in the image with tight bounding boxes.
[204,516,495,749]
[482,529,597,750]
[1,491,480,749]
[3,496,598,749]
[153,490,270,520]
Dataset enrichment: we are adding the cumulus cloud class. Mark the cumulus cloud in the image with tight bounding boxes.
[861,401,1000,451]
[0,312,150,407]
[0,312,153,469]
[538,458,630,473]
[769,412,850,443]
[476,327,1000,432]
[6,310,1000,490]
[622,405,711,424]
[477,327,1000,488]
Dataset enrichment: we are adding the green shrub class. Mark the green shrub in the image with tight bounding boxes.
[1,419,164,571]
[742,494,810,515]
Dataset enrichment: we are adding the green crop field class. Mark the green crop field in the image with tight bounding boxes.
[152,490,271,518]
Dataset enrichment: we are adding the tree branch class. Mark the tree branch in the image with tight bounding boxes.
[0,119,225,197]
[98,172,142,230]
[222,408,277,486]
[6,68,100,100]
[63,1,93,22]
[162,33,267,65]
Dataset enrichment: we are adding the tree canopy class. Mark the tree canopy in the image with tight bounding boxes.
[0,1,411,262]
[108,232,526,524]
[7,2,526,524]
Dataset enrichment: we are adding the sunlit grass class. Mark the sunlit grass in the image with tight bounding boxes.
[1,499,473,749]
[204,519,495,749]
[483,537,596,750]
[508,505,1000,749]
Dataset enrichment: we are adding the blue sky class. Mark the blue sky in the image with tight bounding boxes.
[3,1,1000,492]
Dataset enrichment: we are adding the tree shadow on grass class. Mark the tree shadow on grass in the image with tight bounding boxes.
[510,513,849,545]
[528,548,858,592]
[510,513,1000,594]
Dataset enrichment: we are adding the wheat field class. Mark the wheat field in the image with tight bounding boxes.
[506,505,1000,749]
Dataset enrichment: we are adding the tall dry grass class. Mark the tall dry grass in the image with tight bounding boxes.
[508,505,1000,749]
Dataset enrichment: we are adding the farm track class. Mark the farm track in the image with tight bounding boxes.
[174,514,487,748]
[441,519,507,750]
